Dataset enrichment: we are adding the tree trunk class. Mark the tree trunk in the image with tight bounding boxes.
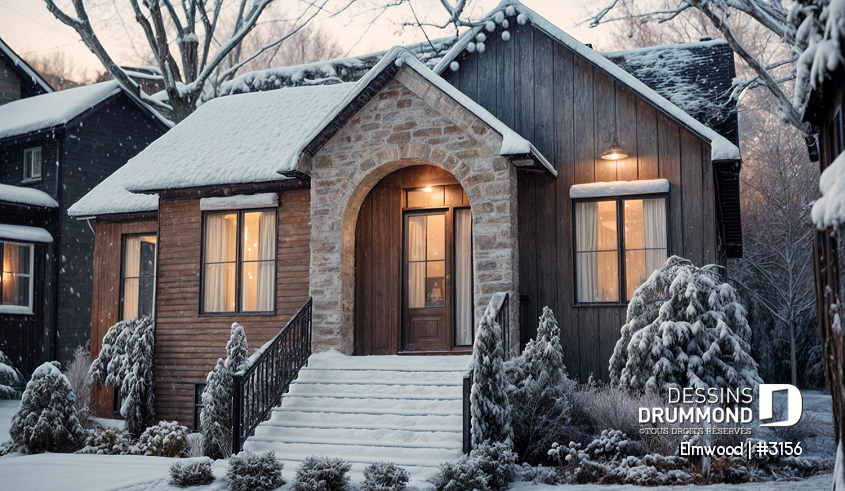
[812,229,845,489]
[789,320,798,387]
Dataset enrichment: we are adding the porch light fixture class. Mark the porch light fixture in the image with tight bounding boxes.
[422,187,433,192]
[601,132,628,161]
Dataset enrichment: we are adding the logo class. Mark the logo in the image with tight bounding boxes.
[759,384,803,427]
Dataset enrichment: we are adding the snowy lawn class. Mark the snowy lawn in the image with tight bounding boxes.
[0,398,19,442]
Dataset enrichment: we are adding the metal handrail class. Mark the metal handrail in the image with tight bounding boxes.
[231,298,312,454]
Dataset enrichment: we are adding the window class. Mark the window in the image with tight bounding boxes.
[0,242,34,314]
[121,235,157,320]
[23,147,42,182]
[202,209,276,313]
[194,383,206,429]
[575,196,667,303]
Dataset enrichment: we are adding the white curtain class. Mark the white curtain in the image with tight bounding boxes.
[204,214,236,312]
[256,211,275,311]
[123,237,141,319]
[642,198,667,278]
[455,209,472,346]
[408,216,426,308]
[576,202,598,302]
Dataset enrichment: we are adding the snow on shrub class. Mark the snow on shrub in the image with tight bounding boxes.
[293,455,352,491]
[10,362,84,453]
[136,421,190,457]
[184,432,205,457]
[64,346,94,428]
[201,322,250,459]
[504,307,576,463]
[584,430,645,462]
[361,462,410,491]
[428,458,490,491]
[77,427,135,455]
[227,450,285,491]
[169,458,216,487]
[470,315,512,448]
[517,463,561,485]
[549,441,691,485]
[0,349,24,399]
[469,440,517,491]
[609,256,762,395]
[89,316,156,436]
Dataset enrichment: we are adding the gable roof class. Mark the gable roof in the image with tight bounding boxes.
[0,81,121,140]
[602,39,740,148]
[288,46,553,176]
[432,0,741,163]
[0,37,53,96]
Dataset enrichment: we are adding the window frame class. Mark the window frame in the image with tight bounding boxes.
[200,207,278,316]
[572,192,670,306]
[194,383,206,430]
[22,147,42,183]
[0,241,35,315]
[119,233,158,321]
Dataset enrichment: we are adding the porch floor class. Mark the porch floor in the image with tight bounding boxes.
[242,349,471,481]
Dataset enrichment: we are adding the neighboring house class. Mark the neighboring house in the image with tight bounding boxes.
[0,37,53,105]
[71,0,741,426]
[0,81,169,376]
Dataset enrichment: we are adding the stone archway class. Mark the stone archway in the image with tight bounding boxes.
[307,75,519,355]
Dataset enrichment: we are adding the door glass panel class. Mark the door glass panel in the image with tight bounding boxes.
[427,214,445,260]
[455,209,472,345]
[407,212,447,310]
[409,263,425,308]
[426,261,445,307]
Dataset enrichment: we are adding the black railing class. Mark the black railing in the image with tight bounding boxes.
[463,292,510,453]
[231,298,312,454]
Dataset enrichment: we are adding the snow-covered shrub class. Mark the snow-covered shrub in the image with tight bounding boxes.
[609,256,761,395]
[470,315,512,448]
[10,362,84,453]
[293,455,352,491]
[0,349,24,399]
[136,421,190,457]
[184,432,205,457]
[201,322,250,459]
[517,463,561,485]
[169,458,215,487]
[469,440,517,491]
[584,430,644,462]
[64,346,94,428]
[89,316,156,436]
[77,427,135,455]
[227,450,285,491]
[600,454,692,485]
[505,307,577,463]
[428,458,489,491]
[361,462,410,491]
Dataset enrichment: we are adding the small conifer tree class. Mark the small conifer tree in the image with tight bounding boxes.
[470,315,513,448]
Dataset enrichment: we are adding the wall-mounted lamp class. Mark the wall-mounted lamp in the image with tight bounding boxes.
[421,187,433,192]
[601,132,628,161]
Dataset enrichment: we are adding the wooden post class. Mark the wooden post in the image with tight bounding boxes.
[231,373,243,455]
[463,372,472,454]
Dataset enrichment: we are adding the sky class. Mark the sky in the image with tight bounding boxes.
[0,0,617,80]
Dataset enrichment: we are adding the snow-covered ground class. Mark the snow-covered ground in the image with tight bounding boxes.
[0,398,18,442]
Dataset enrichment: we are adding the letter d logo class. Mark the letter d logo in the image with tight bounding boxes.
[759,384,803,427]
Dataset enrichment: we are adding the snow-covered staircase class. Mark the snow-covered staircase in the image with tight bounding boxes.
[243,350,471,481]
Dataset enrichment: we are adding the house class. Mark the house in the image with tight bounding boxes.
[0,80,170,376]
[0,37,53,105]
[70,0,741,432]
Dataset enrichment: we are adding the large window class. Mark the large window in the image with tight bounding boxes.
[202,209,276,313]
[23,147,42,182]
[121,235,157,320]
[575,196,667,303]
[1,241,34,314]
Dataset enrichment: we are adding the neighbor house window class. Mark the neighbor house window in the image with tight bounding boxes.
[0,241,34,314]
[23,147,42,181]
[202,210,276,313]
[194,383,206,429]
[575,197,667,303]
[121,235,157,320]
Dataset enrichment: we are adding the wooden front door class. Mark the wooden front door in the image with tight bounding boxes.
[403,210,451,351]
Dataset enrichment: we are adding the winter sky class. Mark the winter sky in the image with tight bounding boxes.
[0,0,615,77]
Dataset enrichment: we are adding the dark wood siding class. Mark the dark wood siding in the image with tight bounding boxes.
[154,189,310,427]
[89,219,157,417]
[0,136,61,199]
[0,56,21,105]
[442,23,719,381]
[57,93,167,365]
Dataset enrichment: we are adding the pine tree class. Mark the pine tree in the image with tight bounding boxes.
[202,323,250,458]
[10,362,84,453]
[505,306,565,388]
[0,349,24,399]
[609,256,762,395]
[470,315,513,448]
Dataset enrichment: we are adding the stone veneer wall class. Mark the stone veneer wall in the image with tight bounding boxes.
[307,67,520,355]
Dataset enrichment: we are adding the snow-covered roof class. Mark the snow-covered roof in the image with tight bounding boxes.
[67,160,159,217]
[289,46,554,175]
[0,38,53,95]
[432,0,741,162]
[0,81,121,140]
[812,151,845,231]
[0,223,53,243]
[0,183,58,208]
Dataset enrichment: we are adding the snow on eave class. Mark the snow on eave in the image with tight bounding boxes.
[432,0,741,163]
[0,183,59,208]
[0,38,54,94]
[286,46,556,176]
[0,223,53,243]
